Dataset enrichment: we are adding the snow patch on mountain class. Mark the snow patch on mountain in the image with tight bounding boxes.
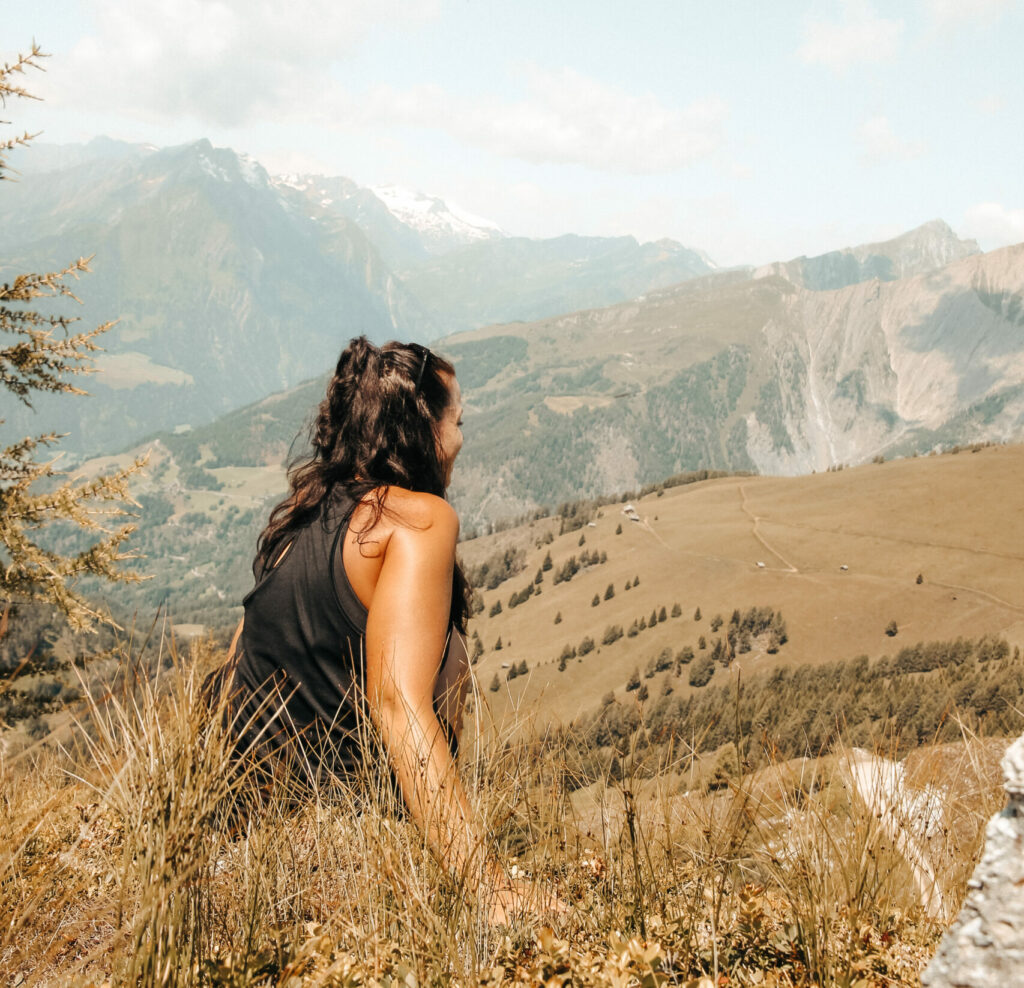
[369,185,505,248]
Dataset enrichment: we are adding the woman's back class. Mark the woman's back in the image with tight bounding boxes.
[233,495,368,784]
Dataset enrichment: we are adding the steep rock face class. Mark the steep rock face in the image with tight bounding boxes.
[755,220,980,291]
[746,246,1024,474]
[923,734,1024,986]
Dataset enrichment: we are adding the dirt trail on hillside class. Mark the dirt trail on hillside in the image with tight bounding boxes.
[738,484,800,573]
[763,518,1024,614]
[769,518,1024,563]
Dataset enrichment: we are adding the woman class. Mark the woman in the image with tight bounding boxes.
[224,336,553,923]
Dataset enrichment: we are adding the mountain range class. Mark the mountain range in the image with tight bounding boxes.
[5,134,1022,534]
[152,222,1020,529]
[0,137,713,455]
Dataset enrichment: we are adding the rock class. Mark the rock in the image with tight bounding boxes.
[922,733,1024,985]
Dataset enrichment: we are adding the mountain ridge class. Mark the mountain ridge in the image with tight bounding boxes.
[2,137,726,455]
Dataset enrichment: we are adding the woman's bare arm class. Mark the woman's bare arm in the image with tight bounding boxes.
[362,494,490,879]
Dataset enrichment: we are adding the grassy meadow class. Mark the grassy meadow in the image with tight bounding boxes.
[0,636,1009,986]
[465,443,1024,725]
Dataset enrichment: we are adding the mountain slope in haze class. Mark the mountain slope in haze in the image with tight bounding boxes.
[0,138,425,454]
[147,238,1024,529]
[1,137,717,454]
[271,174,505,273]
[440,243,1024,524]
[400,234,716,334]
[755,219,979,290]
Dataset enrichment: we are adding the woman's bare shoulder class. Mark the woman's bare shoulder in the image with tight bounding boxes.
[353,486,458,542]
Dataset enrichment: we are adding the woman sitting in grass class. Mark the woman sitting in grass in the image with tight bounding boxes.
[221,335,557,924]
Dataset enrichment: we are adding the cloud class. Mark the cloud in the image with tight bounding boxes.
[799,1,903,71]
[858,115,926,164]
[962,202,1024,247]
[353,68,728,174]
[924,0,1017,27]
[55,4,726,175]
[975,94,1005,116]
[56,0,440,126]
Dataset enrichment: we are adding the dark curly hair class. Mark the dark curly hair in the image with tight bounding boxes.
[256,336,469,631]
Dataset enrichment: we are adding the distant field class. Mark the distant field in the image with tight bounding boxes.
[464,444,1024,726]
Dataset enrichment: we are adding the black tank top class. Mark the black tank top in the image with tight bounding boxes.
[231,495,370,786]
[229,493,457,792]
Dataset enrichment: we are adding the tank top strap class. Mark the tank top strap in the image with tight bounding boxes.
[327,497,369,634]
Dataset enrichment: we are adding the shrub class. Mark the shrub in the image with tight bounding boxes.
[578,636,595,656]
[885,620,899,637]
[689,654,716,687]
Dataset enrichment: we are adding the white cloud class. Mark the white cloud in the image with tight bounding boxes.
[56,0,439,126]
[858,115,926,164]
[962,202,1024,247]
[54,4,726,176]
[975,94,1005,116]
[924,0,1016,27]
[799,1,903,71]
[352,68,728,174]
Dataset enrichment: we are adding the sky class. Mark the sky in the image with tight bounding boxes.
[5,0,1023,267]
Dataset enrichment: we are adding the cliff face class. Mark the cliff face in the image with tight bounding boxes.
[746,245,1024,474]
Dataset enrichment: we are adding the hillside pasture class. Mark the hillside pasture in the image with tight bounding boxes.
[464,444,1024,726]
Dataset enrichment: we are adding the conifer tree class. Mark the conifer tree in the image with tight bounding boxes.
[1,46,141,630]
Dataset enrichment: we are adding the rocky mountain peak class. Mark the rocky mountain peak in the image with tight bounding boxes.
[368,184,505,253]
[755,219,981,291]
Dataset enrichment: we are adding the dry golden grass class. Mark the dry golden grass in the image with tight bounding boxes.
[0,633,1009,987]
[464,444,1024,724]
